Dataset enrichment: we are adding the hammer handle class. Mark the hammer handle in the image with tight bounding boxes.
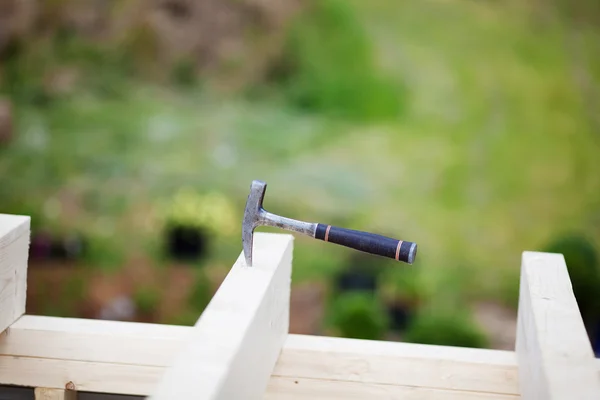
[314,224,417,264]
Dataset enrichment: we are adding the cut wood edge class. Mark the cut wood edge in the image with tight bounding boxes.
[516,251,600,400]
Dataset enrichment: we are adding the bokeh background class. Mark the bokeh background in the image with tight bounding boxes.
[1,0,599,353]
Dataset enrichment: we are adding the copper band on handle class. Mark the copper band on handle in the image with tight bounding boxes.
[395,240,403,261]
[325,225,331,242]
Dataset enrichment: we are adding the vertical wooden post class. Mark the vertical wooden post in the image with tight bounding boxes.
[516,251,600,399]
[34,387,77,400]
[150,233,294,400]
[0,214,30,333]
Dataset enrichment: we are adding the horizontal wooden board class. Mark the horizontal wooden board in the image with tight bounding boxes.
[275,334,520,395]
[1,356,163,395]
[1,316,530,398]
[3,314,190,367]
[266,376,519,400]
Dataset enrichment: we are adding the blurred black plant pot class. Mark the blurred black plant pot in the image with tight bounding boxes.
[335,266,378,293]
[386,300,415,331]
[164,223,209,262]
[334,250,390,293]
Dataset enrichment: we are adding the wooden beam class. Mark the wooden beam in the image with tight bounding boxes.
[2,250,600,398]
[34,387,77,400]
[516,251,600,399]
[149,232,294,400]
[0,214,30,333]
[0,315,530,398]
[266,377,517,400]
[275,334,520,396]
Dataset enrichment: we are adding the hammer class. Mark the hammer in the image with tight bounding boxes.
[242,180,417,266]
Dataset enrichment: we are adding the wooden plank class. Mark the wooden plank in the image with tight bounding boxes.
[34,388,76,400]
[149,232,294,400]
[0,214,30,333]
[1,315,528,397]
[516,251,600,400]
[2,314,191,367]
[266,376,518,400]
[1,357,163,396]
[274,334,520,396]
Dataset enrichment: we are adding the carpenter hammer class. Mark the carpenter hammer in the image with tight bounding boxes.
[242,180,417,266]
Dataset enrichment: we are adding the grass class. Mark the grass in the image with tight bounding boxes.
[1,0,600,329]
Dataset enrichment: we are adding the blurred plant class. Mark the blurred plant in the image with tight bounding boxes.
[133,285,161,318]
[82,231,126,272]
[59,273,87,317]
[163,308,202,326]
[543,234,600,328]
[159,188,238,261]
[1,42,52,106]
[171,57,199,88]
[378,266,427,332]
[325,291,389,340]
[160,188,237,236]
[379,265,426,307]
[266,0,407,122]
[403,305,489,349]
[187,270,213,314]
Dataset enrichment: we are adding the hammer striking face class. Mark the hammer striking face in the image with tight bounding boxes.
[242,180,417,267]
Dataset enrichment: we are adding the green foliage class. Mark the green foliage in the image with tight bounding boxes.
[543,234,600,323]
[379,264,427,306]
[271,0,407,122]
[171,57,199,88]
[63,274,86,303]
[1,42,52,105]
[403,306,488,348]
[326,291,389,340]
[187,270,213,313]
[133,286,162,315]
[82,233,126,272]
[163,309,202,326]
[159,188,238,236]
[1,25,134,105]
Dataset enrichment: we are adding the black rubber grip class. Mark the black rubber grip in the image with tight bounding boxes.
[315,224,417,264]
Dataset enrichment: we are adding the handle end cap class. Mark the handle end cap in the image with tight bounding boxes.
[408,242,417,264]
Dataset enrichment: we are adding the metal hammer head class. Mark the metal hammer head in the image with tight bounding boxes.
[242,180,267,266]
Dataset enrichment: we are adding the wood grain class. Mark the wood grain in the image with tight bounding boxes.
[149,232,294,400]
[0,214,30,334]
[34,388,77,400]
[0,315,528,398]
[516,251,600,399]
[266,376,518,400]
[274,334,520,395]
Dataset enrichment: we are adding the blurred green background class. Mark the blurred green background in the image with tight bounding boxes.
[1,0,599,351]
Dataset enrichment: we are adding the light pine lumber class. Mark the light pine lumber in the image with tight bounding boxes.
[1,315,530,398]
[1,356,163,396]
[0,214,30,333]
[149,232,294,400]
[2,314,191,367]
[274,334,520,396]
[516,251,600,400]
[266,376,518,400]
[34,388,77,400]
